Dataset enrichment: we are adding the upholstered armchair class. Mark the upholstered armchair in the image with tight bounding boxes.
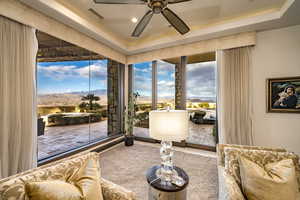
[0,152,136,200]
[217,144,300,200]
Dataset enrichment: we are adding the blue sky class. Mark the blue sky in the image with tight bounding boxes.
[134,60,216,99]
[38,59,216,99]
[37,60,107,94]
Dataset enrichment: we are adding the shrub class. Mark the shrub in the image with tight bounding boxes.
[47,113,102,126]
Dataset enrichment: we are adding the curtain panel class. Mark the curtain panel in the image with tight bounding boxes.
[0,16,38,178]
[217,46,254,145]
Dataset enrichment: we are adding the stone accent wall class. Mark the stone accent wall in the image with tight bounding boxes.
[107,59,123,135]
[175,56,187,110]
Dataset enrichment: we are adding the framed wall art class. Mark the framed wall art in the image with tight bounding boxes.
[267,77,300,113]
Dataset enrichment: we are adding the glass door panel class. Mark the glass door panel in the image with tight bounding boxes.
[185,55,217,148]
[89,59,108,142]
[157,60,175,110]
[132,62,152,139]
[37,60,90,160]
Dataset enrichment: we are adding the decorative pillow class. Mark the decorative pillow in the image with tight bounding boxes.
[238,156,299,200]
[224,147,300,190]
[25,156,103,200]
[25,180,83,200]
[0,152,99,200]
[74,154,103,200]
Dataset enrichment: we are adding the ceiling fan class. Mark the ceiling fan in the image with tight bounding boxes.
[93,0,191,37]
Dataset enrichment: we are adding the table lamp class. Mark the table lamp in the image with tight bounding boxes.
[149,109,188,186]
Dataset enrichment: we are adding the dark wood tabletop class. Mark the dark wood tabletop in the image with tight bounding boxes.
[146,165,189,192]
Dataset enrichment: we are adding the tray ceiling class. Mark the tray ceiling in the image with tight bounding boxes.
[19,0,297,55]
[66,0,285,40]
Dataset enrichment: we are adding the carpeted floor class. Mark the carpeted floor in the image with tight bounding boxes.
[99,142,218,200]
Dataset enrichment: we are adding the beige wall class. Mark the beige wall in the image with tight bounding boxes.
[252,25,300,154]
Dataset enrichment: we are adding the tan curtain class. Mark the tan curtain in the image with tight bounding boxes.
[0,16,38,178]
[217,46,253,145]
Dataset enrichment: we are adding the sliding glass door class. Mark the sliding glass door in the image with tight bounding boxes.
[89,59,108,143]
[36,31,124,160]
[37,59,108,160]
[131,53,217,150]
[185,54,217,148]
[132,62,152,139]
[157,60,176,110]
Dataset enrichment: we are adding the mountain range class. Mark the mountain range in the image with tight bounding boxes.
[38,89,215,106]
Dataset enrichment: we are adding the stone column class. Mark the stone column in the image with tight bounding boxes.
[175,56,187,110]
[128,64,133,101]
[126,64,134,135]
[152,60,157,110]
[119,63,125,134]
[107,59,124,136]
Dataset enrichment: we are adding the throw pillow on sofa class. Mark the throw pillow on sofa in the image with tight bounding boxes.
[223,147,300,190]
[25,156,103,200]
[238,156,299,200]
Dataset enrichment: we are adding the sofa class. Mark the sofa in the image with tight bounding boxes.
[217,144,300,200]
[0,152,136,200]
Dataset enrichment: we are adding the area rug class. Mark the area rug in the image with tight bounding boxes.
[99,142,218,200]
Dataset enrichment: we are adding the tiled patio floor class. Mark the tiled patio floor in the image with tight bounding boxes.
[38,120,216,160]
[38,120,108,160]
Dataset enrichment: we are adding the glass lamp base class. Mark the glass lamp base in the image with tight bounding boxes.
[157,140,185,187]
[155,167,185,187]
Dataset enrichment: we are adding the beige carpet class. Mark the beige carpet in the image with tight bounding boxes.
[99,142,218,200]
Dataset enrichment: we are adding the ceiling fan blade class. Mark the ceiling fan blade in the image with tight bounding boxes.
[93,0,146,4]
[131,10,153,37]
[161,8,190,35]
[167,0,192,4]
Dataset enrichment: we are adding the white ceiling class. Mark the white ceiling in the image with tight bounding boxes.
[67,0,285,40]
[19,0,300,55]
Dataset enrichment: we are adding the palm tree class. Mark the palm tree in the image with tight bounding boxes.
[81,94,100,110]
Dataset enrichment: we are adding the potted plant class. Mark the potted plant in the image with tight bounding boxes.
[125,92,140,146]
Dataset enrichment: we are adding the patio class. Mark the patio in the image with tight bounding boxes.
[133,121,216,146]
[38,120,108,160]
[38,119,216,160]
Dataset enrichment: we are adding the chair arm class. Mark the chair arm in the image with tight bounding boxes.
[101,178,136,200]
[218,166,245,200]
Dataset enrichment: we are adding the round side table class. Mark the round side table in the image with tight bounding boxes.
[146,165,189,200]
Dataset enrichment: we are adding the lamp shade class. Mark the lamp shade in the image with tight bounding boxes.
[149,110,188,142]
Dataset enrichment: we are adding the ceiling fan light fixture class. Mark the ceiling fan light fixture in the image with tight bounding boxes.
[149,0,167,14]
[94,0,191,37]
[131,17,138,23]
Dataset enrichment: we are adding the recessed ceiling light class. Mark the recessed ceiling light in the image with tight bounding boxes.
[131,17,138,23]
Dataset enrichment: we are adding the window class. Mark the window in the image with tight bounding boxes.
[37,59,108,160]
[157,60,175,110]
[186,60,217,147]
[132,62,152,138]
[89,59,108,142]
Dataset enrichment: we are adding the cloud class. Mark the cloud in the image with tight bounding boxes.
[77,64,107,79]
[133,61,216,99]
[186,61,216,98]
[158,80,175,97]
[38,60,107,80]
[157,61,175,76]
[134,67,151,73]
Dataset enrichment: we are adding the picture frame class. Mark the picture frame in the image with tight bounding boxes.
[267,76,300,113]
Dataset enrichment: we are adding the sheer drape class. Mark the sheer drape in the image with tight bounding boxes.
[217,46,253,145]
[0,16,38,178]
